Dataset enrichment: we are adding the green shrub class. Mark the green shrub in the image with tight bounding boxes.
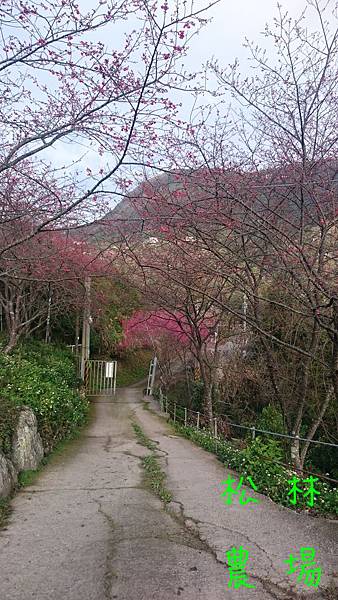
[0,397,20,456]
[256,405,284,434]
[0,341,88,453]
[190,380,204,410]
[173,424,338,516]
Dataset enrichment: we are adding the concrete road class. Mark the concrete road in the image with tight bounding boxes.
[0,385,336,599]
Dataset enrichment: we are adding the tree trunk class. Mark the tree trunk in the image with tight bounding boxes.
[203,382,214,430]
[198,353,214,428]
[288,319,320,469]
[290,435,302,471]
[3,330,19,354]
[299,385,334,469]
[332,297,338,402]
[184,359,192,404]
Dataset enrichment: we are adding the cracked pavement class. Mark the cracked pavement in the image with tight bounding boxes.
[0,384,337,599]
[134,397,338,599]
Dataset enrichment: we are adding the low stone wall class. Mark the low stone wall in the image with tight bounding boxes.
[0,407,44,498]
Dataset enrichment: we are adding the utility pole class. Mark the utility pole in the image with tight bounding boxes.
[45,284,52,343]
[243,293,248,333]
[80,276,91,380]
[243,293,248,358]
[75,312,80,355]
[214,324,218,354]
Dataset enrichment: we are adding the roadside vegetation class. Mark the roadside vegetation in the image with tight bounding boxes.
[165,379,338,481]
[0,498,11,528]
[169,419,338,517]
[132,421,172,504]
[0,340,89,457]
[149,384,337,516]
[116,349,152,387]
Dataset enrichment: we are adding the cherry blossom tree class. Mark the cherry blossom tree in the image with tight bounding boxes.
[0,228,110,352]
[0,0,216,261]
[116,0,338,469]
[119,234,238,425]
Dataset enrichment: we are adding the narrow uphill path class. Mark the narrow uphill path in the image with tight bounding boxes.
[0,385,229,600]
[0,384,336,599]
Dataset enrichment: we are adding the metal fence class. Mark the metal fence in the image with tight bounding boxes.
[155,389,338,484]
[157,392,338,449]
[67,344,82,354]
[84,359,117,396]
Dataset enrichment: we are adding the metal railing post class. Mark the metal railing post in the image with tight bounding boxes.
[174,403,176,423]
[197,412,200,429]
[251,426,256,440]
[113,361,117,395]
[184,407,187,427]
[214,417,218,438]
[146,359,153,396]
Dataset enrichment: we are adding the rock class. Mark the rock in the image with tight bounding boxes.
[11,408,44,472]
[0,452,17,498]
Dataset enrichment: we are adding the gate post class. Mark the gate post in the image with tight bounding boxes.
[84,360,90,394]
[113,361,117,395]
[146,357,157,396]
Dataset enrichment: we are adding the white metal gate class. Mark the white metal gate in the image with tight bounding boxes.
[84,360,117,396]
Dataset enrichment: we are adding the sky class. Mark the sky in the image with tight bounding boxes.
[184,0,308,68]
[175,0,318,117]
[42,0,322,211]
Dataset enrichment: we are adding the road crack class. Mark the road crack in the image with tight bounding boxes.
[94,499,118,600]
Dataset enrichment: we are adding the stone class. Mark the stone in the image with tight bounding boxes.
[11,408,44,472]
[0,452,17,498]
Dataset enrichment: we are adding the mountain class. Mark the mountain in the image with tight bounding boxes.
[79,171,186,244]
[78,162,338,245]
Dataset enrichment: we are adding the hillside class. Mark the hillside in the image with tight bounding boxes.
[79,162,338,245]
[80,172,185,243]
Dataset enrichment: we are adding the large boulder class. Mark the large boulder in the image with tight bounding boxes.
[11,408,44,472]
[0,452,17,498]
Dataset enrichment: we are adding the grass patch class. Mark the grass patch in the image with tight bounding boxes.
[18,469,41,487]
[116,349,152,387]
[0,498,11,528]
[132,422,156,451]
[142,455,172,504]
[132,420,172,504]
